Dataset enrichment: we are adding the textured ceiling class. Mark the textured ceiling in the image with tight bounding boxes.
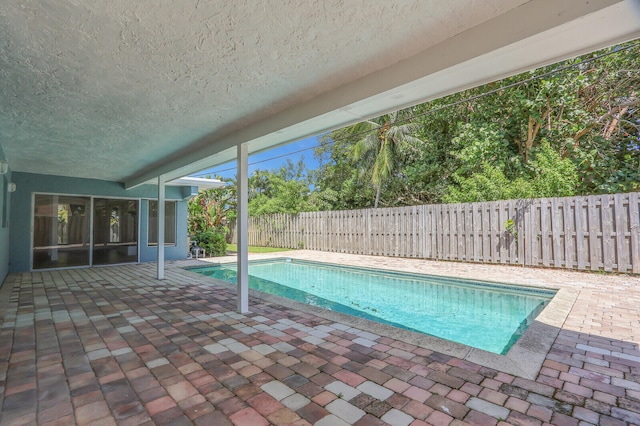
[0,0,526,181]
[0,0,637,185]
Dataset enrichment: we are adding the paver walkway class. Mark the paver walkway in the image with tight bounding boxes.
[0,251,639,425]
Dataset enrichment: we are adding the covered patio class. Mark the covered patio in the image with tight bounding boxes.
[1,252,639,425]
[2,0,640,425]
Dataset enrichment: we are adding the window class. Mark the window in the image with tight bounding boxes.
[33,195,139,269]
[33,194,92,269]
[93,198,139,265]
[148,200,176,245]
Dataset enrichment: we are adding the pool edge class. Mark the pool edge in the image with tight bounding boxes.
[245,286,577,380]
[465,287,578,379]
[181,259,578,380]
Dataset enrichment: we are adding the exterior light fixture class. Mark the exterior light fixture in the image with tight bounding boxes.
[0,160,7,175]
[7,182,16,193]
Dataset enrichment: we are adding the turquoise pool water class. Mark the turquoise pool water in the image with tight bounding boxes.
[189,259,554,354]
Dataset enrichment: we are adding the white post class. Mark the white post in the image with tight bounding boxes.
[157,174,165,280]
[50,195,59,261]
[237,143,249,313]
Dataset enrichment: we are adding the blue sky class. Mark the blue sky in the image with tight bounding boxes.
[192,136,321,180]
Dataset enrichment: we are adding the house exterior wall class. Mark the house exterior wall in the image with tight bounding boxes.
[0,145,11,285]
[138,198,189,263]
[9,172,193,273]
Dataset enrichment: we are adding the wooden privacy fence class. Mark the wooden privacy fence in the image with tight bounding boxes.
[230,192,640,273]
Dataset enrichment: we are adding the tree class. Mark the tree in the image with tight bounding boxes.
[247,157,323,215]
[187,180,236,256]
[349,111,424,207]
[308,42,640,209]
[395,41,638,202]
[444,141,579,203]
[312,131,377,210]
[441,42,639,195]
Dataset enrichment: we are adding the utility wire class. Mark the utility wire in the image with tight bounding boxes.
[194,40,640,178]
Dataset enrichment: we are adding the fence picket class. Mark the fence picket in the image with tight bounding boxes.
[551,198,562,268]
[515,201,524,265]
[465,204,472,262]
[489,202,498,263]
[587,196,600,271]
[429,205,438,259]
[480,202,488,263]
[472,204,480,262]
[498,201,506,264]
[629,192,640,274]
[563,198,574,269]
[540,199,551,267]
[614,194,628,272]
[601,195,614,272]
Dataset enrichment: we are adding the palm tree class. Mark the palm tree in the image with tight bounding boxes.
[350,111,423,207]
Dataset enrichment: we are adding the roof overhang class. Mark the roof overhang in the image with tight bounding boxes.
[124,0,640,189]
[168,176,225,190]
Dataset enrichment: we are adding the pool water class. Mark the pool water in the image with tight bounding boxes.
[189,259,554,354]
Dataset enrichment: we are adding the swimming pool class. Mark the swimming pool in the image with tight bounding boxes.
[188,259,555,354]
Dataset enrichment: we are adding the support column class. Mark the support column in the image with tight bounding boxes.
[50,195,59,261]
[237,143,249,313]
[157,174,165,280]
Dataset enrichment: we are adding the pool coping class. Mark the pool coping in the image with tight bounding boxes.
[183,259,579,380]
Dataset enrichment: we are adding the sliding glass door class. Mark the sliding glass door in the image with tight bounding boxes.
[93,198,139,265]
[33,194,91,269]
[33,195,139,269]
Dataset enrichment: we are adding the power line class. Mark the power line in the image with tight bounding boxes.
[194,40,640,178]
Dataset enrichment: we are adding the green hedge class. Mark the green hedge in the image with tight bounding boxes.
[195,230,227,257]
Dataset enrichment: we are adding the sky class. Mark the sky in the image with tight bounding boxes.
[191,136,321,181]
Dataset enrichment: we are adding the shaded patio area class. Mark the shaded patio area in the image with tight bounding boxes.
[1,252,639,425]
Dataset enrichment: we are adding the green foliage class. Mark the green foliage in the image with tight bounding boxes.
[530,141,579,197]
[348,111,425,207]
[504,219,517,237]
[444,141,579,203]
[310,41,638,208]
[195,229,227,257]
[444,163,527,203]
[188,179,235,256]
[450,123,521,177]
[210,42,638,217]
[249,175,310,215]
[188,181,236,235]
[247,158,322,215]
[312,133,378,209]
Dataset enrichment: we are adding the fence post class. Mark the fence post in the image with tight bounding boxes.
[629,192,640,274]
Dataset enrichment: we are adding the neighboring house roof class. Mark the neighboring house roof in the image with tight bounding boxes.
[168,177,225,191]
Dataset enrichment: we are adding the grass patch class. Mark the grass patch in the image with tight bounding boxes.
[226,244,292,254]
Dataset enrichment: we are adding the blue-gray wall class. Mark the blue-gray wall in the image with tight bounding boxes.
[0,145,11,285]
[9,172,194,273]
[138,198,189,263]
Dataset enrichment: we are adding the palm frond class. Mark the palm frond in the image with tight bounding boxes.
[396,122,419,134]
[376,141,395,181]
[352,133,379,161]
[347,120,379,135]
[401,135,424,146]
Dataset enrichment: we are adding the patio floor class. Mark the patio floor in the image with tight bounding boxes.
[0,250,639,425]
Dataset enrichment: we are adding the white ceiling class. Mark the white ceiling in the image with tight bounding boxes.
[1,1,639,188]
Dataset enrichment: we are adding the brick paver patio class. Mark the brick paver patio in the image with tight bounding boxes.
[0,251,638,425]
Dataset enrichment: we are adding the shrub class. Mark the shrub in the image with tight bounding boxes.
[195,230,227,257]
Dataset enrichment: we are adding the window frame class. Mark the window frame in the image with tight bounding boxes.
[147,199,177,246]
